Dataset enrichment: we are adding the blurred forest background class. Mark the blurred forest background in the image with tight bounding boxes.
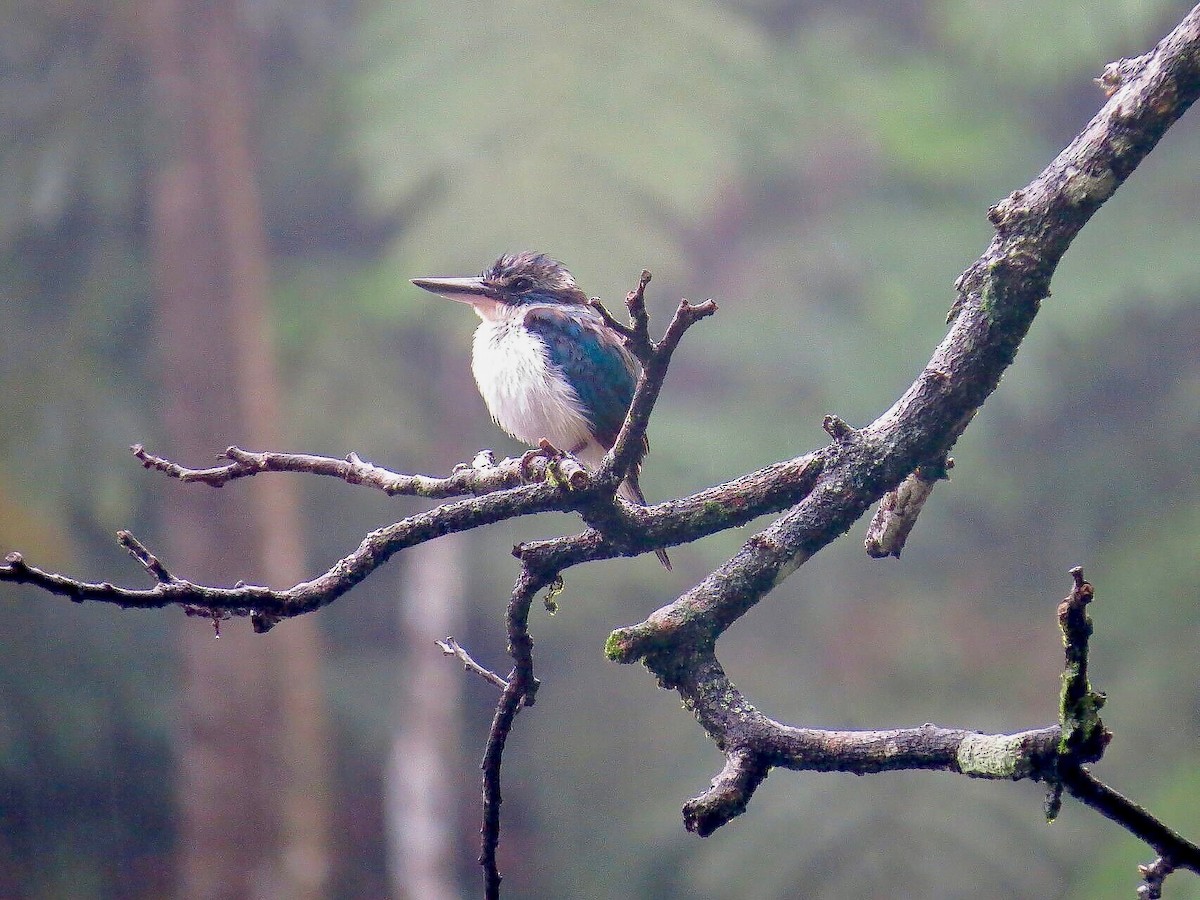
[2,0,1198,897]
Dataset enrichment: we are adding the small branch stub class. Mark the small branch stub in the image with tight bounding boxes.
[626,269,652,320]
[822,414,855,441]
[1097,55,1146,96]
[1137,857,1173,899]
[118,530,177,583]
[683,749,768,837]
[1057,566,1108,762]
[864,455,953,558]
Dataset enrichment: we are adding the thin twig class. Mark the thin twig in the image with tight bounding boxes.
[1059,765,1200,878]
[436,637,509,691]
[587,297,635,342]
[132,442,538,499]
[600,288,716,496]
[1051,569,1200,889]
[117,530,177,583]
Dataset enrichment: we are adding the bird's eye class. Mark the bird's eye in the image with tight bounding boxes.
[510,276,534,292]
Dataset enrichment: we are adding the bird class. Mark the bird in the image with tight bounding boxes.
[412,251,671,569]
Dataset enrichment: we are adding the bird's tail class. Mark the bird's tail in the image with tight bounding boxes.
[621,471,672,570]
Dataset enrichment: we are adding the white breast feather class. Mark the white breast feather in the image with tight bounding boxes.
[471,318,601,464]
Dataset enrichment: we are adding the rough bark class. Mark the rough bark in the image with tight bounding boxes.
[141,2,330,896]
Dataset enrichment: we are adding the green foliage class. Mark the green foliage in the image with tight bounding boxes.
[347,0,829,319]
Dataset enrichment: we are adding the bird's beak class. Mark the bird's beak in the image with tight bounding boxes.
[411,276,488,303]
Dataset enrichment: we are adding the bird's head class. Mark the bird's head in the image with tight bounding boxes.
[412,252,590,319]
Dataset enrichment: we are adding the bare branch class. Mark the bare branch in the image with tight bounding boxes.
[596,277,717,497]
[587,295,634,341]
[1048,569,1200,889]
[1055,566,1109,763]
[2,478,584,626]
[132,442,538,499]
[2,447,827,620]
[683,723,1063,835]
[610,640,1063,834]
[608,5,1200,843]
[436,637,509,692]
[117,530,177,583]
[517,451,825,571]
[683,749,768,837]
[1059,766,1200,883]
[479,567,548,900]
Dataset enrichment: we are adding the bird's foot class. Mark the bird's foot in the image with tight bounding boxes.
[519,439,562,477]
[521,440,589,489]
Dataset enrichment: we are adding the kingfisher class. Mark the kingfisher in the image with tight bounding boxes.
[412,251,670,569]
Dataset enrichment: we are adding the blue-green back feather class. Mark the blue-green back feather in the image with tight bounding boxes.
[522,305,640,451]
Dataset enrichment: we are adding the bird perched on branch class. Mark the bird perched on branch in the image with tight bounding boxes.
[413,251,670,569]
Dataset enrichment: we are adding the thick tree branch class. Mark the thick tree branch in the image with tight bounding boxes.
[683,722,1062,836]
[607,0,1200,854]
[627,643,1063,837]
[616,1,1200,665]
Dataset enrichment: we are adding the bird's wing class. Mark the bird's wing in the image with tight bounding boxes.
[522,305,642,451]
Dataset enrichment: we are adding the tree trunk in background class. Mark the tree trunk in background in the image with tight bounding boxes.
[387,534,466,900]
[386,344,474,898]
[141,2,331,898]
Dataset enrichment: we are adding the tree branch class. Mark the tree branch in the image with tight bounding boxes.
[479,566,549,900]
[1,445,828,622]
[2,478,581,629]
[1049,569,1200,891]
[607,0,1200,854]
[590,278,718,500]
[131,442,537,498]
[436,637,510,692]
[683,723,1061,836]
[118,529,178,583]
